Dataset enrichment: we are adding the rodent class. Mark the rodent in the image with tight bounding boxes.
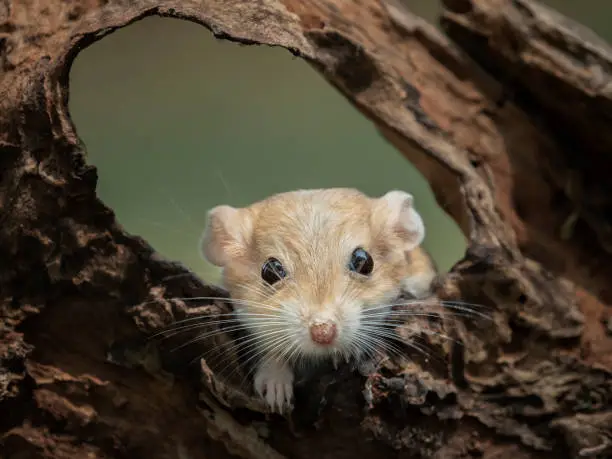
[200,188,437,413]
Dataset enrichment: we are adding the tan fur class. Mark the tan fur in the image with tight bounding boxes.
[201,188,437,412]
[204,188,436,349]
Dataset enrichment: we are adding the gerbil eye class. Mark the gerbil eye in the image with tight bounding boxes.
[348,248,374,276]
[261,257,287,285]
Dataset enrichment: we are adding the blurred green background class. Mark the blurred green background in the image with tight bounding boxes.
[68,0,608,284]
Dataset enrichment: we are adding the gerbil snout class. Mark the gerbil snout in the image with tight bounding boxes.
[309,320,337,346]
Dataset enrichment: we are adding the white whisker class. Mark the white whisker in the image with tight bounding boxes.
[192,327,291,380]
[234,334,295,385]
[154,318,289,341]
[140,295,262,310]
[360,320,460,345]
[357,324,448,365]
[157,311,289,330]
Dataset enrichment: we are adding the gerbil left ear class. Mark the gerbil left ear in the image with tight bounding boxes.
[377,190,425,252]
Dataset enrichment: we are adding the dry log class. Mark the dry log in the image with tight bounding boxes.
[0,0,610,458]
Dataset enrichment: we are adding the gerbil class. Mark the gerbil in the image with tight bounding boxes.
[201,188,437,413]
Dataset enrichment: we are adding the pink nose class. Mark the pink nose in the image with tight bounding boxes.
[309,321,337,345]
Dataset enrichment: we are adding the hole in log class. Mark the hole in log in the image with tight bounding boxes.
[69,17,467,279]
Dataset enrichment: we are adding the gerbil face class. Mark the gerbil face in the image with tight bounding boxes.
[201,188,426,363]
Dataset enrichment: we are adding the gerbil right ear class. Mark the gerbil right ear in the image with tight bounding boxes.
[375,190,425,252]
[200,205,252,267]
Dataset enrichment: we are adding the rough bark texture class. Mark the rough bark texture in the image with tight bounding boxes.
[1,0,611,458]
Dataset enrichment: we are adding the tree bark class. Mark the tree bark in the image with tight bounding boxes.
[1,0,610,458]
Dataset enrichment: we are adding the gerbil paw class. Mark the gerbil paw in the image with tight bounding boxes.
[253,360,294,414]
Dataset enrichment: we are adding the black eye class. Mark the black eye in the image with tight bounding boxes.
[261,257,287,285]
[348,248,374,276]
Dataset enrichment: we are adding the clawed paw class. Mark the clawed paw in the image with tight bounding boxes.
[253,360,294,414]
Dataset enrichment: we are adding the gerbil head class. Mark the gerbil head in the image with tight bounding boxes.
[201,188,426,364]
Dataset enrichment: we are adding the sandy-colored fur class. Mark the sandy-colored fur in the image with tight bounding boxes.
[201,188,437,412]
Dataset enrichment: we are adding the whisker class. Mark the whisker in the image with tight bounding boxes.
[155,322,247,341]
[144,297,297,320]
[361,312,473,329]
[152,317,291,341]
[169,319,287,353]
[184,328,262,368]
[364,301,493,321]
[348,333,381,361]
[141,295,297,317]
[356,333,406,362]
[360,320,461,345]
[234,281,276,300]
[149,311,291,338]
[431,303,492,320]
[214,167,234,201]
[188,327,291,383]
[161,272,208,282]
[363,311,455,320]
[161,184,199,228]
[231,334,295,387]
[358,324,447,365]
[156,310,289,329]
[198,328,288,376]
[366,298,491,314]
[279,340,301,369]
[168,326,252,353]
[355,327,405,354]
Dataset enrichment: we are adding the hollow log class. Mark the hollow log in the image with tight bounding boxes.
[1,0,611,458]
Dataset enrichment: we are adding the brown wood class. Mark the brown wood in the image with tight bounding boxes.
[0,0,610,458]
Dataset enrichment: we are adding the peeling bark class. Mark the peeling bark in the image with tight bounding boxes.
[0,0,611,458]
